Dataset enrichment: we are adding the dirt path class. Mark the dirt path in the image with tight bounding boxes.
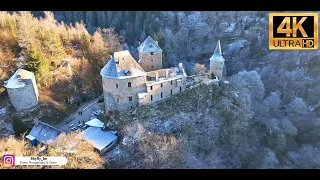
[57,95,105,132]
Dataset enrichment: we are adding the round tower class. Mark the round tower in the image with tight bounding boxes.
[100,51,147,113]
[209,40,225,80]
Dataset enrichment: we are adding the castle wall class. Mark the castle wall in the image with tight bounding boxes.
[138,77,187,106]
[210,61,224,80]
[102,76,147,112]
[7,83,38,112]
[139,51,162,72]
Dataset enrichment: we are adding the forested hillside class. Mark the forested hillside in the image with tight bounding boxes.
[34,11,320,106]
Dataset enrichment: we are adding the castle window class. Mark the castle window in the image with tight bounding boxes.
[151,95,153,101]
[151,52,153,55]
[150,86,153,90]
[116,83,118,89]
[171,89,173,95]
[117,98,119,102]
[151,65,154,68]
[161,92,163,98]
[129,96,132,101]
[161,83,163,88]
[131,106,133,109]
[128,82,131,87]
[180,87,182,92]
[171,81,173,85]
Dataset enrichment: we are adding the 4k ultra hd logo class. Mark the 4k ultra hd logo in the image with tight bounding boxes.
[269,13,318,50]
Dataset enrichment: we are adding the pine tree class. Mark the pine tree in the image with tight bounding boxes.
[97,11,107,28]
[12,115,30,137]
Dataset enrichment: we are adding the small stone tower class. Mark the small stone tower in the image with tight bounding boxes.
[209,40,225,80]
[4,69,39,111]
[138,36,163,72]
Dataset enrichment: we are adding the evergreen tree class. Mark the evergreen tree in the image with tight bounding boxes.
[97,11,107,28]
[12,115,30,137]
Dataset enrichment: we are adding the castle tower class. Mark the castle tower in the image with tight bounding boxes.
[137,36,163,72]
[4,69,39,111]
[209,40,225,80]
[100,50,147,113]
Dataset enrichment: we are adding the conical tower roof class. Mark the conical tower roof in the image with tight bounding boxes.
[209,40,225,62]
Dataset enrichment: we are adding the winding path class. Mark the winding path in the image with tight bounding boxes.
[57,95,104,132]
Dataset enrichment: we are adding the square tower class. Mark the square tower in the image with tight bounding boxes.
[138,36,163,72]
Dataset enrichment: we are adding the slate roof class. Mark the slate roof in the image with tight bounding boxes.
[28,121,64,145]
[209,40,225,62]
[137,36,163,52]
[100,50,146,79]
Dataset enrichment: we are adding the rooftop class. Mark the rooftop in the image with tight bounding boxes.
[138,36,163,52]
[28,121,65,145]
[210,40,225,62]
[100,50,147,79]
[4,69,34,89]
[85,118,104,128]
[82,127,118,151]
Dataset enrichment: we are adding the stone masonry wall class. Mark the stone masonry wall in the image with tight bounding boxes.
[7,84,38,112]
[139,77,187,106]
[210,61,224,80]
[102,76,147,112]
[139,51,162,72]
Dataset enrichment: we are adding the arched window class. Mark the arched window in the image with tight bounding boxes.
[151,95,153,101]
[161,92,163,98]
[128,82,131,88]
[161,83,163,88]
[151,52,153,55]
[171,89,173,95]
[180,87,182,92]
[116,83,118,89]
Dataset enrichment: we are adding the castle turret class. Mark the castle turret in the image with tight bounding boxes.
[4,69,39,111]
[137,36,163,72]
[100,50,147,113]
[209,40,225,80]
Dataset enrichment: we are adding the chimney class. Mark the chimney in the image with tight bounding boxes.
[155,72,159,81]
[155,41,158,46]
[165,69,169,78]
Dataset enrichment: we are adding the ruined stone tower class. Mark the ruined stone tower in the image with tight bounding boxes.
[138,36,163,72]
[4,69,39,111]
[209,40,225,80]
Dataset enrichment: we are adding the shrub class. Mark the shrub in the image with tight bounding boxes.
[64,48,75,56]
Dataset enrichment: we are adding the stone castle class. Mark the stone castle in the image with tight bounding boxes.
[100,36,225,113]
